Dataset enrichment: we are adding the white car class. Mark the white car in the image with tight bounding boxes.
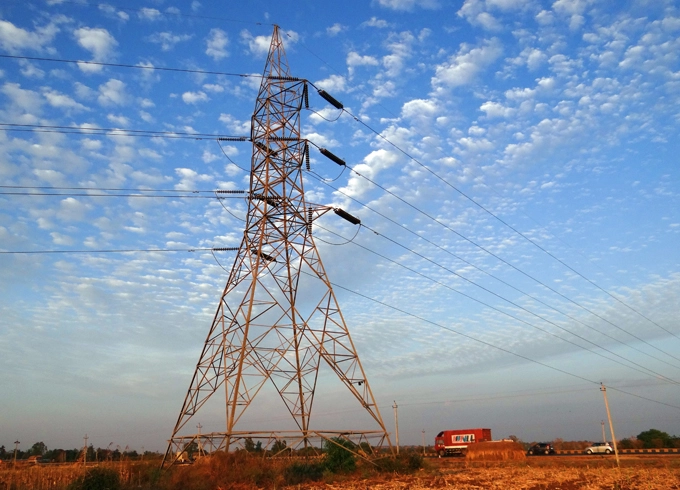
[584,442,614,454]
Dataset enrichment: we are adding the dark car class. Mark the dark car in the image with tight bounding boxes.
[527,443,555,455]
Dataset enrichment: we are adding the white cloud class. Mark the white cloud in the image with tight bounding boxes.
[81,138,102,151]
[2,82,43,113]
[0,19,60,53]
[240,29,299,57]
[336,149,400,199]
[97,79,128,106]
[326,23,347,36]
[146,32,192,51]
[347,52,380,77]
[106,114,129,126]
[42,88,89,112]
[182,91,209,104]
[203,83,224,93]
[375,0,439,11]
[74,27,118,60]
[431,38,503,90]
[202,150,219,163]
[480,100,514,118]
[206,28,229,60]
[552,0,591,30]
[401,98,439,120]
[138,8,162,21]
[219,113,249,133]
[139,110,154,123]
[315,75,347,93]
[99,4,130,22]
[361,17,390,28]
[56,197,89,222]
[19,61,45,79]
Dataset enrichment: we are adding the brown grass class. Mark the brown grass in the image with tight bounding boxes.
[1,454,679,489]
[465,440,527,461]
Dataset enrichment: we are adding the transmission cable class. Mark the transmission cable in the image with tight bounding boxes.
[0,123,248,141]
[0,54,262,79]
[315,271,680,411]
[0,247,238,254]
[306,172,680,372]
[303,47,677,344]
[313,223,680,384]
[340,108,680,344]
[325,158,680,365]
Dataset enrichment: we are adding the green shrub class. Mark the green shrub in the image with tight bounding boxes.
[283,461,325,485]
[68,466,121,490]
[324,437,356,473]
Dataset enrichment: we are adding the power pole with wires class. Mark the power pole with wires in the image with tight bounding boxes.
[393,401,399,455]
[83,434,88,466]
[600,384,620,468]
[162,25,392,467]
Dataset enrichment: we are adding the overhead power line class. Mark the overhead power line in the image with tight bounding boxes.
[0,54,261,78]
[0,185,247,199]
[337,108,680,344]
[324,149,680,365]
[0,247,239,254]
[314,223,680,384]
[0,123,248,141]
[322,274,680,412]
[308,173,680,373]
[297,40,678,345]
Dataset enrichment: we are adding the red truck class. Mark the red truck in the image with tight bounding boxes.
[434,428,492,456]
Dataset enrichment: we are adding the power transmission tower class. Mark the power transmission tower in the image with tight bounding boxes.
[162,25,391,466]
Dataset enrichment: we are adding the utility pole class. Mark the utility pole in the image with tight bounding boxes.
[13,440,19,465]
[600,384,620,468]
[422,429,426,456]
[393,401,399,455]
[601,420,606,442]
[196,423,203,457]
[83,434,88,466]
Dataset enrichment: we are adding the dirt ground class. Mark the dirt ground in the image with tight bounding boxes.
[306,455,680,489]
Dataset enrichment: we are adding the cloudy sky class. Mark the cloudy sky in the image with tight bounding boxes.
[1,0,679,454]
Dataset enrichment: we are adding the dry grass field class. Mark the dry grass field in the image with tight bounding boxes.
[0,454,678,489]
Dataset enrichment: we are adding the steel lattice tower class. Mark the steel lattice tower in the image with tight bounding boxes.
[162,26,391,466]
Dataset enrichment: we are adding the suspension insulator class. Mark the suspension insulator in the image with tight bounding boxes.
[304,143,310,170]
[251,248,276,262]
[308,207,313,234]
[318,89,344,110]
[334,208,361,225]
[319,148,346,166]
[303,83,309,109]
[254,141,278,157]
[251,193,279,207]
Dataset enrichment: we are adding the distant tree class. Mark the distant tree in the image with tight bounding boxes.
[243,437,263,453]
[31,442,47,456]
[618,438,635,449]
[124,450,139,460]
[270,439,288,456]
[637,429,672,448]
[0,445,6,459]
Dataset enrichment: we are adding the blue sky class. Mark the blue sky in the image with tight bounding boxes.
[1,0,679,454]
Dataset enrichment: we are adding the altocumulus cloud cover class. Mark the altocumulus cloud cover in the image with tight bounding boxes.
[0,0,679,452]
